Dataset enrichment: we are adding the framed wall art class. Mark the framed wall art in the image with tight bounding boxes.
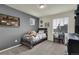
[0,14,20,27]
[45,22,50,28]
[30,18,35,25]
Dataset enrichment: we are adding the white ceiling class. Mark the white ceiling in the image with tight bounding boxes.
[6,4,77,17]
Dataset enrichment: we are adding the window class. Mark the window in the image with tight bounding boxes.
[53,19,57,29]
[52,17,69,33]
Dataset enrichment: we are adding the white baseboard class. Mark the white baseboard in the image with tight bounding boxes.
[0,44,22,53]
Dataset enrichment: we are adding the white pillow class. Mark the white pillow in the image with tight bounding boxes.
[38,30,44,34]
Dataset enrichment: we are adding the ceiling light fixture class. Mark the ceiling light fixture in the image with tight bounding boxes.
[40,4,45,8]
[39,4,46,9]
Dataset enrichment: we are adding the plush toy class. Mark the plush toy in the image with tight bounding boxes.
[26,31,37,37]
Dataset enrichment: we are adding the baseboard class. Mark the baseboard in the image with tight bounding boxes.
[0,44,22,53]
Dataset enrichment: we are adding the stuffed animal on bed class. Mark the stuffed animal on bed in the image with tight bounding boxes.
[26,31,37,37]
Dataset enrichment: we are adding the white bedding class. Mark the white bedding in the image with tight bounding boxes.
[32,33,46,42]
[23,32,47,42]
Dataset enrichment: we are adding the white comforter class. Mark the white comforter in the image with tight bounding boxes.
[23,33,46,42]
[32,33,46,42]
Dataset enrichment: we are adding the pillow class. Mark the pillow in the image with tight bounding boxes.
[38,30,44,34]
[26,31,31,35]
[30,31,37,37]
[25,31,37,37]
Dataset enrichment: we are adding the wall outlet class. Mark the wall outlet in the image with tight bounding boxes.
[14,40,18,43]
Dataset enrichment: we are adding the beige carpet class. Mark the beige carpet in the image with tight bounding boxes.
[0,40,65,55]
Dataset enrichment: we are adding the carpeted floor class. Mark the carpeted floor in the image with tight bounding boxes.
[0,40,65,55]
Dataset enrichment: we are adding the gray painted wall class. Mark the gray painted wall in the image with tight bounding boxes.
[0,4,39,50]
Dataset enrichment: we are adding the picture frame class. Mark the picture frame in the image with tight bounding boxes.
[40,20,43,24]
[30,18,35,25]
[45,22,49,28]
[0,14,20,27]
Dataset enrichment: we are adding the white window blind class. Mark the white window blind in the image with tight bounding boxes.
[52,17,69,33]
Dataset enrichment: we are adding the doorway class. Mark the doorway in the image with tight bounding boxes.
[52,17,69,44]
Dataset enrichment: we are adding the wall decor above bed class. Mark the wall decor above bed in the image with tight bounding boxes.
[45,22,50,28]
[0,14,20,27]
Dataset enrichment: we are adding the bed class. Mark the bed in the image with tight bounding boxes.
[21,28,47,49]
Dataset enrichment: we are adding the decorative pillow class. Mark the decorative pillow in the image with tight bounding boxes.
[25,31,37,37]
[38,30,44,34]
[30,31,37,37]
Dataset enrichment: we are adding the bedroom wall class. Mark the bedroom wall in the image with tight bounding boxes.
[39,10,75,41]
[0,4,39,50]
